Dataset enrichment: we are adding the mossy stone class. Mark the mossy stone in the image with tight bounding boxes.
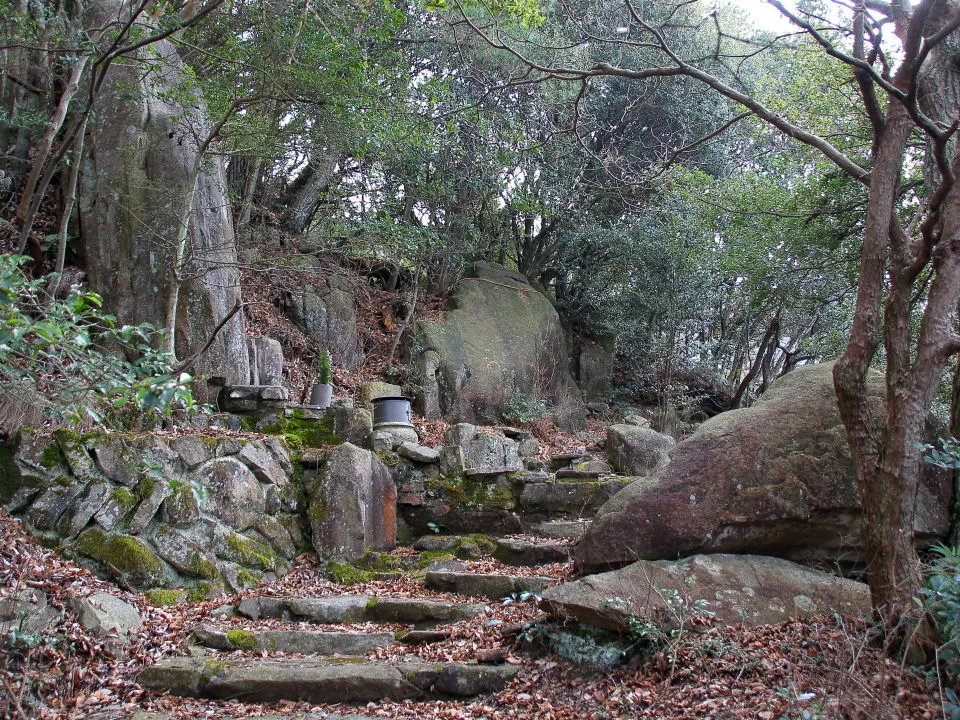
[261,410,341,450]
[145,588,185,606]
[225,628,258,650]
[326,560,375,585]
[218,531,278,571]
[73,528,167,588]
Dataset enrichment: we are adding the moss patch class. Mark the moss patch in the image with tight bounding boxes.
[220,532,277,571]
[225,628,259,650]
[417,551,456,568]
[145,588,184,606]
[73,528,165,587]
[355,551,402,572]
[326,560,374,585]
[261,410,340,450]
[454,534,497,559]
[39,442,62,469]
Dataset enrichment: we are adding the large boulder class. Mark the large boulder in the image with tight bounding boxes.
[575,363,952,574]
[541,554,871,631]
[79,2,249,400]
[409,262,585,430]
[445,424,522,476]
[309,443,397,561]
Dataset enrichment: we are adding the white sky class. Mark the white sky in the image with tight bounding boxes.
[726,0,796,32]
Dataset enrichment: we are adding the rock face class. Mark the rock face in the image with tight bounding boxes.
[541,554,872,631]
[3,431,302,594]
[79,1,248,400]
[575,363,952,574]
[308,443,397,561]
[445,424,522,476]
[606,426,675,476]
[283,274,359,370]
[409,262,585,430]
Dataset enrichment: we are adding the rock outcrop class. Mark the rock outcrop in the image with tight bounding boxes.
[308,443,397,561]
[79,1,249,399]
[575,363,952,574]
[409,262,585,430]
[606,425,675,476]
[3,430,302,594]
[282,274,359,370]
[541,554,872,631]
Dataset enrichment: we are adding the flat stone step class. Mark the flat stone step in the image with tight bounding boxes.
[236,595,487,627]
[190,623,395,655]
[411,535,569,566]
[140,656,519,703]
[425,562,555,600]
[518,479,625,516]
[529,519,592,539]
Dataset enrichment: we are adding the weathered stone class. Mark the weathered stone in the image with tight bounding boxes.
[58,482,109,538]
[530,519,592,539]
[519,480,622,515]
[409,262,585,430]
[367,597,487,625]
[606,425,674,477]
[94,486,137,531]
[361,382,403,409]
[541,554,872,630]
[237,440,287,485]
[53,431,103,482]
[578,344,613,403]
[371,431,394,453]
[330,407,374,446]
[190,624,394,655]
[309,443,396,561]
[262,436,294,475]
[426,563,554,600]
[129,476,172,535]
[194,457,265,531]
[0,589,59,635]
[215,438,243,456]
[161,485,200,528]
[29,483,86,531]
[284,275,359,370]
[576,363,953,573]
[71,591,143,636]
[445,424,522,476]
[623,414,651,428]
[396,442,440,463]
[518,438,540,457]
[216,560,261,593]
[219,385,289,412]
[210,526,279,571]
[151,527,219,579]
[434,663,519,696]
[492,538,570,566]
[168,436,213,469]
[90,438,140,486]
[73,529,169,589]
[138,657,206,697]
[255,516,296,558]
[248,337,284,385]
[238,595,372,624]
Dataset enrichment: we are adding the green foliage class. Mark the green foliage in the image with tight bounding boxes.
[918,438,960,470]
[919,544,960,677]
[501,389,548,425]
[0,256,195,430]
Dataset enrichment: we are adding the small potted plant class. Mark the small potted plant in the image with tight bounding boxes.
[309,349,334,408]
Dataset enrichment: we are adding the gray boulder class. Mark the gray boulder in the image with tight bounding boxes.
[606,425,675,476]
[247,337,284,385]
[71,591,143,637]
[309,443,397,560]
[409,262,585,429]
[195,457,265,532]
[541,554,871,630]
[445,424,522,476]
[576,363,952,573]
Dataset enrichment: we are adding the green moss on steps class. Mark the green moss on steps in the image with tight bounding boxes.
[417,551,456,568]
[260,410,340,450]
[326,561,374,585]
[225,628,258,650]
[424,475,516,510]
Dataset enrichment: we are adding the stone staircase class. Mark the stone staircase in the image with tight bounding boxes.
[138,530,577,708]
[137,444,629,710]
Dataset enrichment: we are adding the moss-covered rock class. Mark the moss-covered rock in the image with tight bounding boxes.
[424,475,516,511]
[261,410,341,450]
[145,588,185,606]
[225,628,258,650]
[73,528,168,589]
[213,530,278,571]
[325,560,375,585]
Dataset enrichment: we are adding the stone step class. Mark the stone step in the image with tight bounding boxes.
[236,594,487,627]
[190,623,396,655]
[425,561,555,600]
[412,534,570,566]
[529,519,592,539]
[517,478,626,517]
[140,656,519,703]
